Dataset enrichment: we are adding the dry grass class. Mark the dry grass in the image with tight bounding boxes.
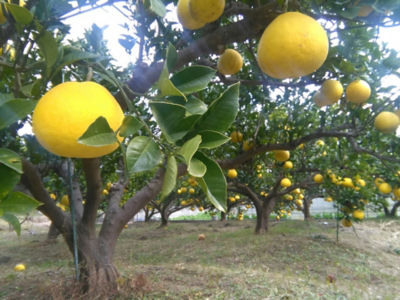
[0,218,400,299]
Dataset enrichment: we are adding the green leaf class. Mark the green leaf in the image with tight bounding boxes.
[126,136,162,173]
[145,0,166,17]
[160,155,177,200]
[0,148,22,174]
[196,152,227,212]
[150,101,201,143]
[0,164,21,199]
[58,47,98,70]
[195,83,240,133]
[166,43,177,72]
[187,158,207,177]
[171,66,216,94]
[36,30,59,73]
[198,130,230,149]
[5,3,33,24]
[0,192,40,215]
[0,99,36,130]
[156,64,185,99]
[78,117,118,146]
[185,96,208,115]
[178,135,206,177]
[119,115,143,137]
[1,213,21,236]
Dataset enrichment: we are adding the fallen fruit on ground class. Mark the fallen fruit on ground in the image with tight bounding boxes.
[346,79,371,104]
[198,233,206,240]
[374,111,400,133]
[257,12,329,79]
[14,263,26,272]
[217,49,243,75]
[32,81,124,158]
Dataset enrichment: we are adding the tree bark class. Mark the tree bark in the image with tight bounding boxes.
[47,222,60,240]
[220,211,227,221]
[390,201,400,217]
[160,208,169,227]
[255,197,276,234]
[303,197,311,220]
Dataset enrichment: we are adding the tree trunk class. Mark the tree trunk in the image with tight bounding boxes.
[255,197,275,234]
[64,227,119,296]
[47,222,60,240]
[160,209,169,228]
[390,201,400,217]
[303,197,311,220]
[220,211,226,221]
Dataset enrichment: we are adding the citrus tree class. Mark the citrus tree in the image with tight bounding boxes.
[1,0,400,296]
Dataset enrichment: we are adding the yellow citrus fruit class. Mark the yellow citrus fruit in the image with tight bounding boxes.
[274,150,290,162]
[227,169,238,179]
[393,188,400,199]
[298,193,304,200]
[321,79,343,104]
[293,188,301,194]
[341,177,354,188]
[60,195,69,206]
[102,189,109,196]
[316,139,325,146]
[49,193,57,200]
[229,196,235,202]
[181,187,187,193]
[257,173,262,178]
[177,0,205,30]
[280,178,292,188]
[276,215,280,220]
[14,263,26,272]
[374,177,384,186]
[325,196,333,202]
[32,82,124,158]
[217,49,243,75]
[283,161,293,169]
[235,194,240,200]
[298,143,304,149]
[352,210,364,220]
[295,199,303,206]
[189,188,195,194]
[374,111,400,133]
[242,140,254,151]
[257,12,329,79]
[0,44,16,60]
[356,178,366,187]
[230,131,243,143]
[313,174,323,183]
[378,182,392,194]
[313,91,331,108]
[341,219,352,227]
[189,0,225,24]
[346,79,371,104]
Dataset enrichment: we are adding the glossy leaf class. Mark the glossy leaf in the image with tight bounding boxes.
[5,3,33,24]
[1,213,20,236]
[196,152,227,212]
[0,164,21,199]
[198,130,230,149]
[160,155,177,200]
[78,117,118,146]
[156,64,185,98]
[126,136,162,173]
[119,115,143,137]
[0,192,40,215]
[171,66,216,94]
[36,31,59,72]
[166,43,177,72]
[147,0,166,17]
[150,101,201,143]
[0,148,22,174]
[0,99,36,130]
[177,135,207,177]
[195,83,240,133]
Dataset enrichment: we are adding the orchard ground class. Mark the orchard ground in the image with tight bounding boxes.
[0,216,399,299]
